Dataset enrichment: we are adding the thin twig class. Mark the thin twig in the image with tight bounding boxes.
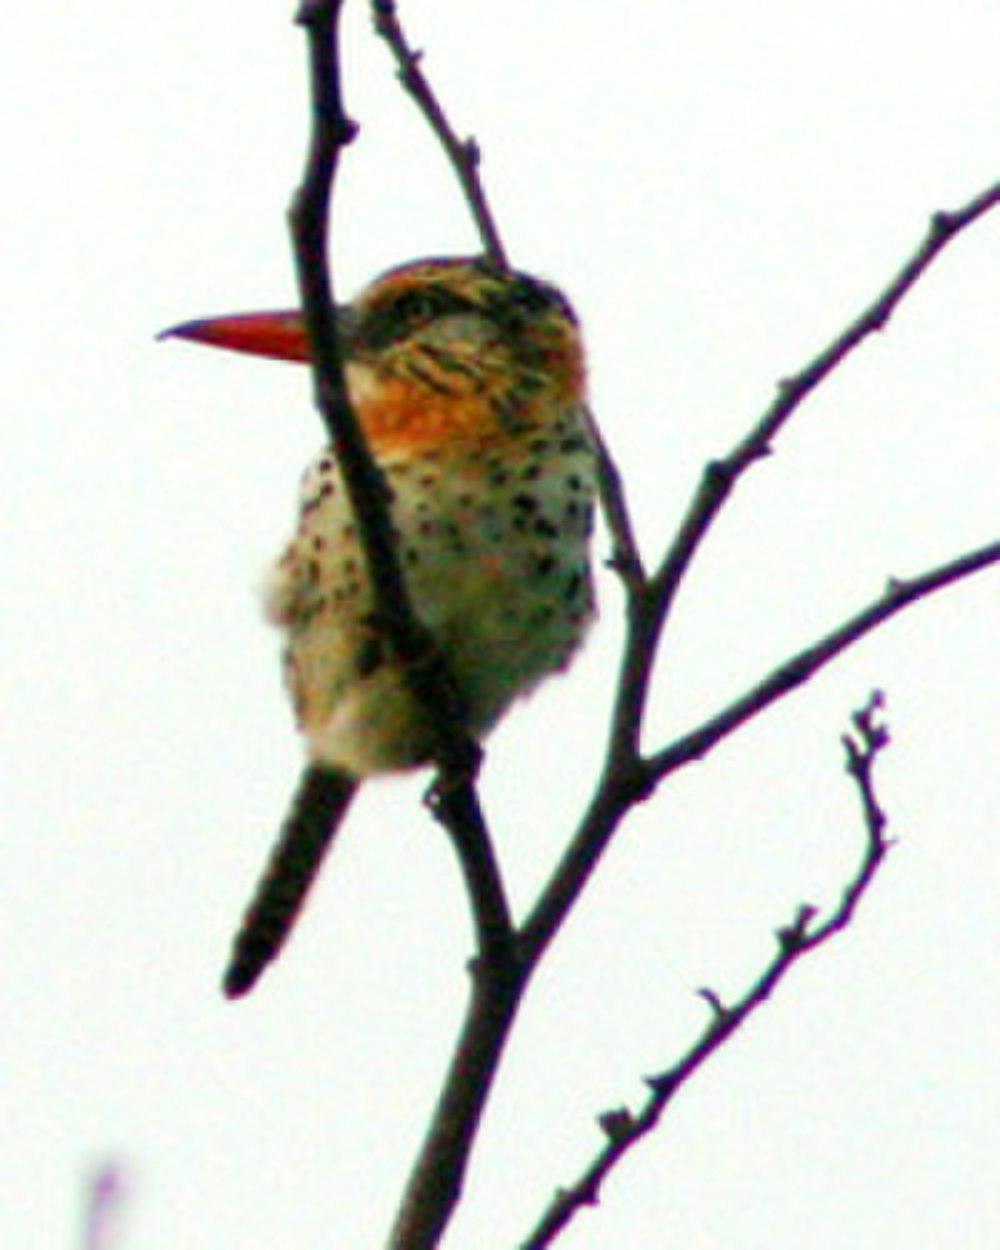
[583,404,646,591]
[659,180,1000,597]
[646,540,1000,780]
[371,0,509,267]
[519,694,893,1248]
[373,2,644,610]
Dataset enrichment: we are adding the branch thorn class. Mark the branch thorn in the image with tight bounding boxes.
[777,904,817,951]
[696,986,729,1020]
[598,1107,635,1142]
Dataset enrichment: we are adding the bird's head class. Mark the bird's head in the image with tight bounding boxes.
[162,256,585,452]
[161,257,586,447]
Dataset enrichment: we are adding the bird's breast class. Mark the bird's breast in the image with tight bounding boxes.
[263,397,597,775]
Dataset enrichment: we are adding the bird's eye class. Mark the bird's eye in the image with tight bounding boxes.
[395,292,437,323]
[359,286,472,350]
[392,288,463,323]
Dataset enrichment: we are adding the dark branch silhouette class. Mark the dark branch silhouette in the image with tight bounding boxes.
[601,182,1000,771]
[520,694,893,1247]
[277,6,1000,1247]
[520,534,1000,969]
[371,0,509,268]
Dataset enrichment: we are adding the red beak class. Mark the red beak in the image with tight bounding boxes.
[159,310,311,363]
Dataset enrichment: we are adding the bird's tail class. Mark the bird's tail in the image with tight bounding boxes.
[223,764,359,999]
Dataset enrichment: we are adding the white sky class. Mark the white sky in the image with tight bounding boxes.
[2,2,998,1247]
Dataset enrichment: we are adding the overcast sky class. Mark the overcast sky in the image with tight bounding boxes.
[2,2,998,1247]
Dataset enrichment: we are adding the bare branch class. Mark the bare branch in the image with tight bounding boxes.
[615,180,1000,751]
[658,178,1000,599]
[368,6,646,599]
[518,694,893,1248]
[519,181,1000,964]
[521,538,998,966]
[390,964,524,1250]
[646,540,1000,781]
[425,776,514,965]
[371,4,643,600]
[583,405,646,591]
[294,14,999,1240]
[371,0,509,267]
[284,9,525,1244]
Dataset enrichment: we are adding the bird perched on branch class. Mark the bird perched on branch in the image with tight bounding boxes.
[164,257,597,998]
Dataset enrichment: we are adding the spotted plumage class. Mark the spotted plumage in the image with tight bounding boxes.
[164,256,597,995]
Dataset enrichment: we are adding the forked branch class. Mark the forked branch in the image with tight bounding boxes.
[605,180,1000,764]
[287,6,999,1247]
[521,182,1000,961]
[520,694,894,1248]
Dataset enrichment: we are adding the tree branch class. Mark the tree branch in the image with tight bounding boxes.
[371,0,509,267]
[647,538,1000,780]
[520,537,999,964]
[518,180,1000,965]
[518,694,893,1248]
[359,24,999,1232]
[370,126,997,1239]
[292,10,998,1239]
[285,11,519,1245]
[288,1,511,971]
[612,180,1000,758]
[582,404,646,591]
[389,962,525,1250]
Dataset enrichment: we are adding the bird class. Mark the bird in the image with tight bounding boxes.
[163,256,597,998]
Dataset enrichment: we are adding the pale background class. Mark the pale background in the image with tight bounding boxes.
[2,1,998,1246]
